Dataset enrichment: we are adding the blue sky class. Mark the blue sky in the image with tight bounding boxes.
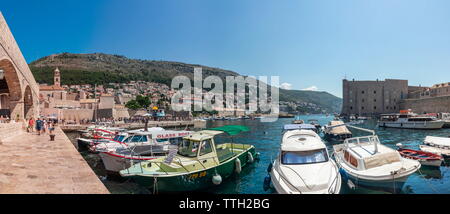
[2,0,450,97]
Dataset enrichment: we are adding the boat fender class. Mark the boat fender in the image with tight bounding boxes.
[212,174,222,185]
[263,175,271,191]
[256,152,261,160]
[267,163,273,173]
[235,158,242,174]
[248,152,254,163]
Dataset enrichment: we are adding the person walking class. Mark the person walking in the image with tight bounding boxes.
[43,119,48,134]
[35,118,43,135]
[27,118,35,133]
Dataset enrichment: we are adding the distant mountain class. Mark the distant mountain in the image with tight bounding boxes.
[280,89,342,113]
[29,53,342,113]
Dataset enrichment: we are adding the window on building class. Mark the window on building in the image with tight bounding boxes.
[374,91,377,94]
[394,106,396,110]
[374,99,377,102]
[374,106,377,110]
[350,106,353,110]
[362,91,365,94]
[362,107,365,110]
[362,99,365,103]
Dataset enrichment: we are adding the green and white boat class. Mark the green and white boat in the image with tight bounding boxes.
[119,125,258,192]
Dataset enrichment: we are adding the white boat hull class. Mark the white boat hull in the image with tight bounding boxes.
[99,152,157,173]
[419,159,443,167]
[270,160,342,194]
[378,121,445,129]
[335,156,419,193]
[419,145,450,158]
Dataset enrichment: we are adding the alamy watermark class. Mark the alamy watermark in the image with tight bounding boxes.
[171,68,279,122]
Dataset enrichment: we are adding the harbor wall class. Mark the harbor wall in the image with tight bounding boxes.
[400,95,450,114]
[0,122,24,141]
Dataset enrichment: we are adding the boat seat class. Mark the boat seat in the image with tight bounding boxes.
[217,147,235,162]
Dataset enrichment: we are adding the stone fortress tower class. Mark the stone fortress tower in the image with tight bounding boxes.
[341,79,409,117]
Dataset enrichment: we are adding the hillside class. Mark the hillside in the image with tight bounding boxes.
[279,89,342,113]
[29,53,342,113]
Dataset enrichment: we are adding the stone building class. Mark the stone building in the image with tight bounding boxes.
[400,82,450,114]
[0,12,39,120]
[341,79,409,116]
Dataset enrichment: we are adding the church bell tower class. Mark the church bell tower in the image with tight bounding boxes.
[54,67,61,87]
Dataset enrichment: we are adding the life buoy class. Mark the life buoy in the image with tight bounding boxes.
[235,158,242,174]
[248,152,254,163]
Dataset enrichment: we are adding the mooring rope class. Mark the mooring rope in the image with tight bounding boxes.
[417,168,441,194]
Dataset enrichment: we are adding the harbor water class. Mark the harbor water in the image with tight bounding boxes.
[66,115,450,194]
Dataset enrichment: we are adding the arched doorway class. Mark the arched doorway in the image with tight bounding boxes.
[24,85,33,119]
[0,58,22,120]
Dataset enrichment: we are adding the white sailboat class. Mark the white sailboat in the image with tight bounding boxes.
[269,129,341,194]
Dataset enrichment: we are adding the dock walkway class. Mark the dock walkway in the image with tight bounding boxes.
[0,125,109,194]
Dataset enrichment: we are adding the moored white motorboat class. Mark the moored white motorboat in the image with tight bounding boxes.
[419,136,450,158]
[269,129,341,194]
[378,111,445,130]
[333,128,421,193]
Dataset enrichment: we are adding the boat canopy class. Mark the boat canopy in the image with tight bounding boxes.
[208,125,250,136]
[284,124,316,131]
[327,120,352,135]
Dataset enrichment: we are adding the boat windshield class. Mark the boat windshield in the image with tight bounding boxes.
[123,135,148,143]
[113,135,126,142]
[178,139,199,157]
[281,149,329,165]
[156,137,184,145]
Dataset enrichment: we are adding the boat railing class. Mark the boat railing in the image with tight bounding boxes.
[124,155,220,176]
[344,135,380,158]
[328,163,340,194]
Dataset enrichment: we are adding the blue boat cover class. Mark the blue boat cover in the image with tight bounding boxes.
[284,124,317,130]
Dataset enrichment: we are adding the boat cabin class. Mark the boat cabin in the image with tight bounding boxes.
[280,130,329,165]
[178,130,243,166]
[284,124,318,133]
[335,136,401,171]
[380,113,438,122]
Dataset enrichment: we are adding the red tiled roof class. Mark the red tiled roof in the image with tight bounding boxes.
[39,85,65,91]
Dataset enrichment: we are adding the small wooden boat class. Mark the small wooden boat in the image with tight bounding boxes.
[323,120,352,142]
[398,148,443,167]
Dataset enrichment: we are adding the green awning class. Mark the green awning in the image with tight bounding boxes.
[208,125,250,136]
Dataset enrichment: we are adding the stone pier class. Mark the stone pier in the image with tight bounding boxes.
[0,124,109,194]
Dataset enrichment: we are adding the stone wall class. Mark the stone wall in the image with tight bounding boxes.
[400,95,450,114]
[0,122,25,141]
[0,12,40,120]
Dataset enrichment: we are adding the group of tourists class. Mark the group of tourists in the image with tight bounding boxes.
[27,118,55,135]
